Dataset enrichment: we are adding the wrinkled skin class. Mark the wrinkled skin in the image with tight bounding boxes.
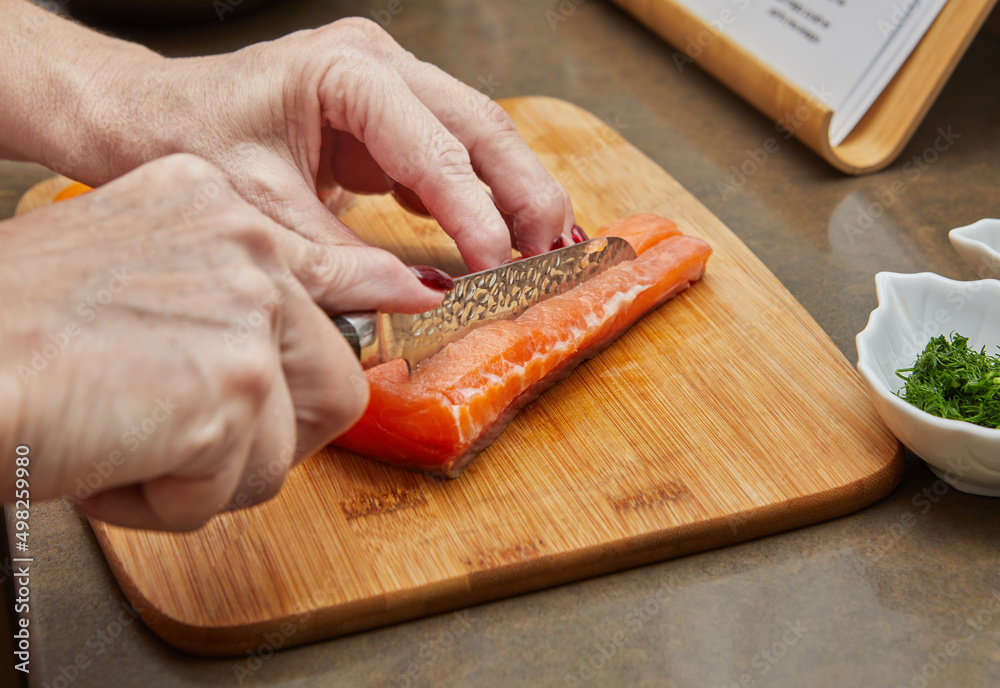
[0,2,575,530]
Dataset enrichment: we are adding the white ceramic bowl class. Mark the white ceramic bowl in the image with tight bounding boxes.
[949,218,1000,280]
[856,272,1000,496]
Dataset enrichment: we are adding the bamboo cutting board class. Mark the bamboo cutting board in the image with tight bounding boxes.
[19,97,902,656]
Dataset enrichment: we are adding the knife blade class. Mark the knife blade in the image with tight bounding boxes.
[332,236,637,370]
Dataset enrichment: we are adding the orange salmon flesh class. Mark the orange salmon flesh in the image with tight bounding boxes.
[333,214,712,477]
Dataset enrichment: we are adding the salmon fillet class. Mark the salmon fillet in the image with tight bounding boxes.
[333,214,712,477]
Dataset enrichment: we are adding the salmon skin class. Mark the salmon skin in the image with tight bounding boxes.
[333,214,713,478]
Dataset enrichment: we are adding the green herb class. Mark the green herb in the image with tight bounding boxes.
[895,333,1000,429]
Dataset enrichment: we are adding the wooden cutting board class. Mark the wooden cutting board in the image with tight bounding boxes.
[17,97,902,656]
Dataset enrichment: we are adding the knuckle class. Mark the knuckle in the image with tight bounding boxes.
[230,345,279,406]
[537,179,572,213]
[246,462,291,504]
[213,210,281,257]
[150,153,222,184]
[329,17,392,49]
[473,96,517,134]
[414,131,472,187]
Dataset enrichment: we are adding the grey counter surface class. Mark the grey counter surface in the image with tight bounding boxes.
[3,1,1000,686]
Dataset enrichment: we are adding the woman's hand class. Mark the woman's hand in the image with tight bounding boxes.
[0,155,445,531]
[2,3,575,299]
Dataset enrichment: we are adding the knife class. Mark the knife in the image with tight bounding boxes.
[332,236,637,370]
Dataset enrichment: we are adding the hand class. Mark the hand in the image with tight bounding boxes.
[0,155,444,531]
[34,15,576,290]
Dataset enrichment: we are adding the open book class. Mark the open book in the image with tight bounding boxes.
[611,0,998,173]
[673,0,948,147]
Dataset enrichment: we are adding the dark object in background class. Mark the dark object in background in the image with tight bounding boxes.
[66,0,278,27]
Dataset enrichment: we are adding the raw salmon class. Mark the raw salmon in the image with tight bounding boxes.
[333,214,712,477]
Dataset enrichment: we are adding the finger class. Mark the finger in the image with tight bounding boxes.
[321,128,435,219]
[74,390,263,530]
[261,220,448,313]
[74,388,290,531]
[227,151,447,315]
[327,129,394,195]
[230,148,370,249]
[223,360,298,507]
[275,277,370,462]
[317,184,356,217]
[75,485,175,531]
[74,456,248,532]
[319,36,513,270]
[392,57,576,256]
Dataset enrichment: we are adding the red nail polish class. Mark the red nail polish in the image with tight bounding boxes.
[550,235,565,251]
[571,224,588,243]
[409,265,454,291]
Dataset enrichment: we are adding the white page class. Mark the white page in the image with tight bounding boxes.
[674,0,948,144]
[829,0,948,145]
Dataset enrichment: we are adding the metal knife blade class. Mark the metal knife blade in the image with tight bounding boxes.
[333,236,637,370]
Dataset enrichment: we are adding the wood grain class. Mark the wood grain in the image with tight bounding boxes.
[610,0,999,174]
[19,97,902,656]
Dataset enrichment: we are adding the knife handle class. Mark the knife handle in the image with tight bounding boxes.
[331,312,380,367]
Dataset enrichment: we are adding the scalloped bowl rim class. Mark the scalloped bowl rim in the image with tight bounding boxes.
[856,271,1000,495]
[857,271,1000,440]
[948,218,1000,278]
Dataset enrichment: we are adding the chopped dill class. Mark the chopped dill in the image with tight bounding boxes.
[896,333,1000,429]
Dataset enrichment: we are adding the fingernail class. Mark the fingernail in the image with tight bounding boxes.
[550,236,566,251]
[409,265,454,291]
[571,224,588,243]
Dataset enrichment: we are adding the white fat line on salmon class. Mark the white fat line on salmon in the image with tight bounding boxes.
[442,281,650,443]
[449,283,646,407]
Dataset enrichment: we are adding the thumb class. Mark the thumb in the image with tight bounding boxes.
[292,242,449,314]
[232,154,447,314]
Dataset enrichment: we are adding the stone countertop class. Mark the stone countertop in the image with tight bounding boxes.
[3,1,1000,686]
